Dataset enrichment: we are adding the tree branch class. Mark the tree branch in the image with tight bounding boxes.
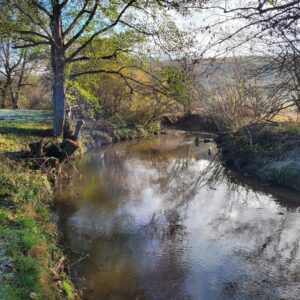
[16,30,50,41]
[59,0,69,8]
[65,0,137,64]
[119,20,156,36]
[64,0,99,49]
[68,66,165,95]
[63,0,90,37]
[30,0,52,17]
[14,41,50,49]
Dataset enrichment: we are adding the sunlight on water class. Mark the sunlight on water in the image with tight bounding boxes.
[54,133,300,300]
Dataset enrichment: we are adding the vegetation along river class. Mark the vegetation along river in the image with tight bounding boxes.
[54,133,300,300]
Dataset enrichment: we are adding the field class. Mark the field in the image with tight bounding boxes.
[0,109,53,122]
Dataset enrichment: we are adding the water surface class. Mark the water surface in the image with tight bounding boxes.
[54,133,300,300]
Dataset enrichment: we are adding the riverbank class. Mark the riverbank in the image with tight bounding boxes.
[216,122,300,191]
[0,121,76,299]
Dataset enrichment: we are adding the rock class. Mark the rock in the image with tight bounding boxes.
[29,292,38,299]
[208,147,212,155]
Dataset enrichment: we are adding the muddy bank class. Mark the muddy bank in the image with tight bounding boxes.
[216,123,300,191]
[79,120,164,151]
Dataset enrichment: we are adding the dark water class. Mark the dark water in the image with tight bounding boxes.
[54,133,300,300]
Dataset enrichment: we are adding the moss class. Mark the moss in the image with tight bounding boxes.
[62,280,75,300]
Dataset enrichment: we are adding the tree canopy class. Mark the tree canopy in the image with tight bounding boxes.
[0,0,207,135]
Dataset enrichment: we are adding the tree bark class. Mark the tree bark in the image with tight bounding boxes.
[51,1,65,136]
[11,50,28,109]
[52,65,65,135]
[0,84,8,108]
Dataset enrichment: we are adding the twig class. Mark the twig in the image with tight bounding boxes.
[68,254,90,268]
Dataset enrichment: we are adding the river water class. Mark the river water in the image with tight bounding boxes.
[54,133,300,300]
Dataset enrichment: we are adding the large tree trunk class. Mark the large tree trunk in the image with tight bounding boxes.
[9,86,18,109]
[52,65,65,136]
[51,2,65,136]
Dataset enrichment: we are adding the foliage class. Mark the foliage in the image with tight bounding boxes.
[70,61,174,129]
[0,33,44,109]
[62,280,75,300]
[268,161,300,190]
[20,75,52,110]
[162,65,197,116]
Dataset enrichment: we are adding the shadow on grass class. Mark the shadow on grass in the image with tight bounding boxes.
[0,126,53,137]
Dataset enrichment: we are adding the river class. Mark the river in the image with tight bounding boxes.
[54,133,300,300]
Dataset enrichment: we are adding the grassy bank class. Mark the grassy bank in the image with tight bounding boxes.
[217,122,300,191]
[0,121,75,300]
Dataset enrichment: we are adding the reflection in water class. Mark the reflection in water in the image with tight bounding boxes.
[54,133,300,300]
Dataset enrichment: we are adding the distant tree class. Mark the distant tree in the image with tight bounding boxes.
[203,0,300,112]
[0,36,36,109]
[162,62,198,116]
[198,58,289,131]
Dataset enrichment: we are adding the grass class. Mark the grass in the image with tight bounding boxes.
[0,120,75,299]
[218,122,300,191]
[0,121,53,152]
[272,109,299,123]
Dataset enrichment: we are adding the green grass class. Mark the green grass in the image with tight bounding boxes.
[0,121,53,152]
[0,120,74,299]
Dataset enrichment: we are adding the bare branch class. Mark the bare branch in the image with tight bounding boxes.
[30,0,52,17]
